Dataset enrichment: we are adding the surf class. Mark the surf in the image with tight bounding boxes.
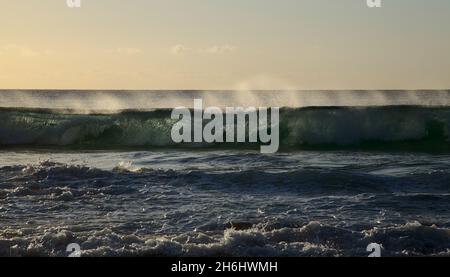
[0,105,449,152]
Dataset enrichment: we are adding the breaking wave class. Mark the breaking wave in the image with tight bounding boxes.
[1,106,449,152]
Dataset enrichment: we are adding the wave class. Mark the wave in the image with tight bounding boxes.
[3,160,450,197]
[3,221,450,257]
[0,106,449,152]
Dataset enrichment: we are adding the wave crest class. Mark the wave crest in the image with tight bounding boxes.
[0,106,449,152]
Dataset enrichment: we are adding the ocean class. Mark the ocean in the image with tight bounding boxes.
[1,90,450,257]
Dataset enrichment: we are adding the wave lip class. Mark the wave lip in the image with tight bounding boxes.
[0,106,449,152]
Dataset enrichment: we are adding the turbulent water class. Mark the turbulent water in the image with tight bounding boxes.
[1,90,450,257]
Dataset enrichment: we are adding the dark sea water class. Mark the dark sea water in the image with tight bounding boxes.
[1,90,450,257]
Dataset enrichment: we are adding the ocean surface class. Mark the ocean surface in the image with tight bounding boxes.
[1,90,450,257]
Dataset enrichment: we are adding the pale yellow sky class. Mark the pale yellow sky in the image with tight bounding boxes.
[1,0,450,90]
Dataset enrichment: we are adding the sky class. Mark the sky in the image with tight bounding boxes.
[0,0,450,90]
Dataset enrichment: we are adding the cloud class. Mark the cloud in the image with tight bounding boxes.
[171,44,190,55]
[170,44,237,55]
[1,44,40,57]
[204,45,236,54]
[106,47,142,56]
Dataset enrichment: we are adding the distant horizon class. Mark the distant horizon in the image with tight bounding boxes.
[1,88,450,92]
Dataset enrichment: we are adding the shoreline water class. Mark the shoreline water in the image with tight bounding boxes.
[1,150,450,256]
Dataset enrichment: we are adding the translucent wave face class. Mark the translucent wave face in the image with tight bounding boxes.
[1,106,449,152]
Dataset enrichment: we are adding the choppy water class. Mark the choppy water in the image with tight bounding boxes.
[1,150,450,257]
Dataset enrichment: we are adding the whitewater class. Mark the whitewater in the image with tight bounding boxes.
[1,90,450,257]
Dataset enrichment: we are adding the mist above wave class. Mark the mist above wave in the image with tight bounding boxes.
[1,90,450,112]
